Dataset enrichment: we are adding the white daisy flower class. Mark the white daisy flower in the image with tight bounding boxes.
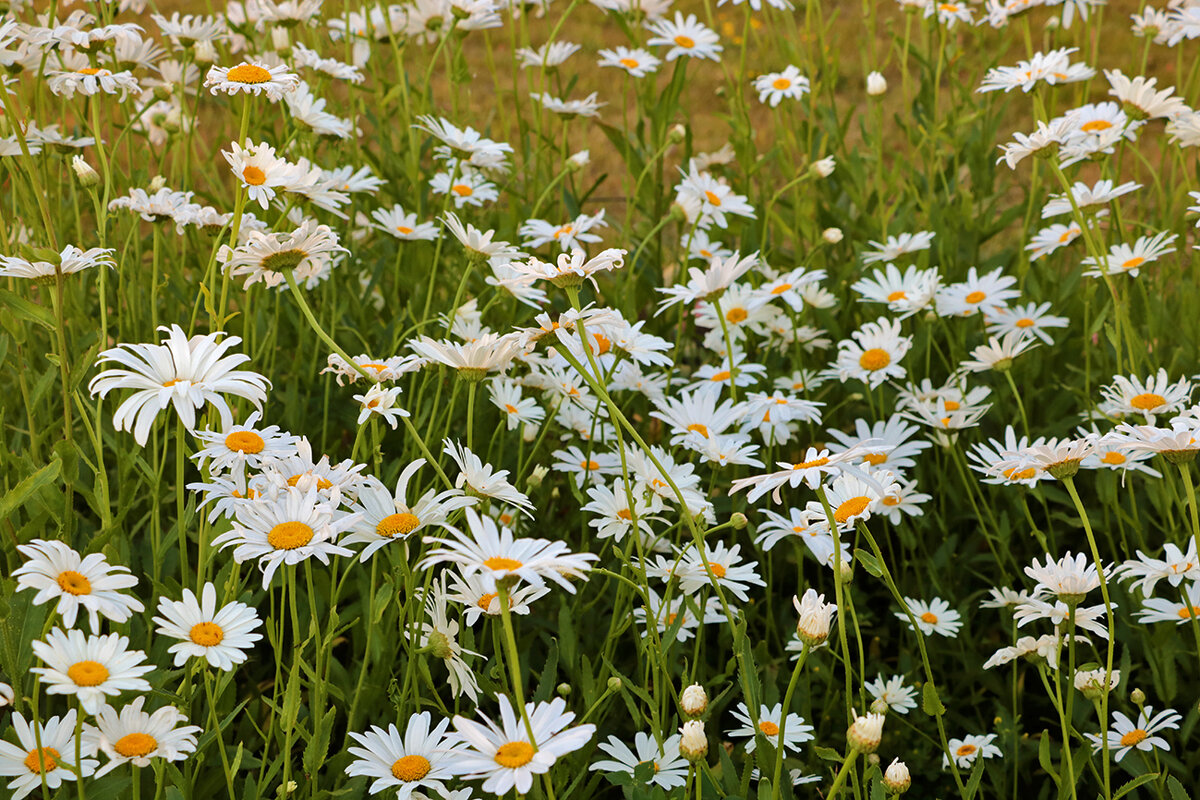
[865,675,918,714]
[204,61,300,100]
[13,539,143,632]
[84,698,201,776]
[1085,706,1181,761]
[191,411,300,474]
[590,732,688,789]
[596,46,661,78]
[0,712,98,800]
[153,582,263,671]
[345,713,464,798]
[31,628,154,714]
[861,231,934,264]
[829,316,913,388]
[895,597,963,637]
[645,13,722,61]
[726,702,814,753]
[943,734,1002,769]
[753,65,809,107]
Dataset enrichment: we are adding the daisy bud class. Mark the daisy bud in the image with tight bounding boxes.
[193,39,217,64]
[679,720,708,762]
[822,227,844,244]
[838,560,855,584]
[867,753,880,766]
[279,780,298,796]
[681,683,708,717]
[669,202,690,223]
[883,759,911,794]
[566,149,590,171]
[866,71,888,96]
[527,465,549,490]
[846,712,885,753]
[870,697,890,715]
[521,423,538,443]
[1131,688,1146,706]
[71,155,99,188]
[1074,668,1119,700]
[607,676,622,691]
[731,512,748,530]
[557,682,572,697]
[793,588,836,647]
[1044,15,1060,29]
[668,124,687,144]
[148,175,167,192]
[810,156,836,178]
[164,107,183,133]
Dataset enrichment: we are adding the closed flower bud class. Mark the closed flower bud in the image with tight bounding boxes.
[870,697,890,715]
[193,39,217,63]
[793,588,836,647]
[810,156,836,177]
[866,71,888,96]
[847,712,885,753]
[731,512,748,530]
[883,759,911,794]
[679,720,708,761]
[271,27,291,53]
[1131,688,1146,705]
[71,155,99,187]
[527,465,549,490]
[557,682,572,697]
[607,676,623,691]
[668,124,687,144]
[681,684,708,717]
[822,227,844,244]
[148,175,167,192]
[522,422,539,443]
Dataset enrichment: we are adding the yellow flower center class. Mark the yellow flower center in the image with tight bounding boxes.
[1101,452,1126,465]
[227,63,272,84]
[287,474,333,490]
[944,400,961,411]
[1177,606,1200,619]
[581,459,601,471]
[674,35,696,48]
[862,452,888,466]
[882,495,901,506]
[396,226,413,235]
[189,622,224,646]
[377,512,420,538]
[920,611,939,624]
[1119,729,1148,747]
[57,570,92,595]
[834,496,871,523]
[68,660,110,687]
[1122,256,1146,270]
[1059,229,1077,243]
[687,423,710,438]
[553,225,573,239]
[242,165,267,186]
[617,508,633,520]
[710,370,732,382]
[1130,392,1166,410]
[772,77,791,90]
[704,190,722,206]
[939,3,959,11]
[887,290,907,301]
[505,404,519,414]
[726,306,748,324]
[1015,318,1035,328]
[391,754,432,781]
[592,333,612,354]
[24,747,60,774]
[758,720,780,736]
[494,741,535,768]
[859,348,892,371]
[619,57,640,69]
[79,67,103,75]
[1080,119,1113,133]
[267,521,314,550]
[955,743,977,757]
[114,732,158,759]
[225,430,266,454]
[476,592,498,611]
[770,283,792,294]
[1002,467,1037,481]
[708,563,727,578]
[484,556,523,571]
[451,184,474,197]
[964,290,986,304]
[793,456,830,469]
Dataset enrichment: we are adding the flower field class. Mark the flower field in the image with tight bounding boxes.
[2,0,1200,798]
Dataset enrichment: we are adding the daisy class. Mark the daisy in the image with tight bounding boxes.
[531,92,605,118]
[943,734,1002,769]
[959,330,1040,373]
[47,67,141,100]
[31,628,153,714]
[582,482,664,542]
[1082,232,1177,278]
[850,263,940,317]
[675,540,766,602]
[861,231,934,264]
[516,41,581,68]
[673,166,756,230]
[518,210,608,252]
[977,47,1094,93]
[218,220,348,290]
[1105,70,1187,120]
[645,13,722,61]
[0,712,98,800]
[825,415,931,474]
[191,411,300,473]
[409,579,481,702]
[1135,582,1200,625]
[656,251,760,312]
[205,61,300,100]
[596,46,661,78]
[1012,598,1112,639]
[984,302,1069,344]
[1085,706,1181,762]
[430,167,500,208]
[925,0,975,26]
[88,325,270,445]
[896,597,963,637]
[410,334,524,380]
[260,437,367,499]
[982,634,1062,670]
[324,354,425,385]
[85,698,201,776]
[806,470,899,531]
[212,486,357,588]
[504,248,626,289]
[829,317,913,388]
[590,732,688,789]
[1117,541,1200,597]
[153,582,263,670]
[13,539,143,632]
[343,461,475,560]
[345,713,464,798]
[421,507,597,592]
[754,65,809,107]
[865,675,918,714]
[726,703,814,753]
[445,570,550,625]
[996,119,1072,168]
[1109,423,1200,462]
[221,139,290,209]
[875,478,932,523]
[451,696,595,795]
[371,205,439,240]
[968,427,1050,486]
[414,116,513,172]
[1025,552,1105,600]
[443,439,535,513]
[489,379,544,431]
[1026,221,1083,260]
[353,384,409,428]
[1041,179,1141,218]
[935,267,1020,317]
[1099,370,1193,419]
[550,446,621,485]
[0,244,115,280]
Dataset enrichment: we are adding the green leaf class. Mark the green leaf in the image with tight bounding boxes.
[854,548,883,577]
[633,758,657,785]
[1114,774,1160,800]
[963,757,986,800]
[0,458,61,522]
[0,288,55,329]
[921,681,945,716]
[1037,730,1060,786]
[1167,776,1192,800]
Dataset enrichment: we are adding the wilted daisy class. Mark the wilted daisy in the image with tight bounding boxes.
[451,696,596,795]
[212,485,357,588]
[13,539,143,632]
[590,732,688,789]
[1085,706,1181,761]
[0,244,115,281]
[31,628,154,714]
[896,597,963,637]
[219,220,348,290]
[754,65,809,107]
[727,703,814,753]
[205,61,300,100]
[153,582,263,670]
[85,698,201,776]
[443,440,535,513]
[409,580,481,702]
[0,712,98,800]
[89,325,271,444]
[345,713,464,798]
